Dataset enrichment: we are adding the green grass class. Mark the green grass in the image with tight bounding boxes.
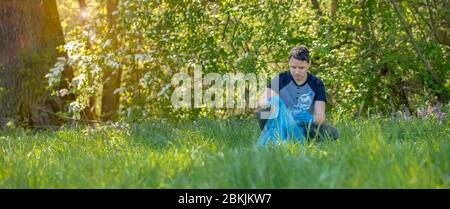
[0,117,448,188]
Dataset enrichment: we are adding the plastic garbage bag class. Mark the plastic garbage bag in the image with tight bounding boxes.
[258,96,305,145]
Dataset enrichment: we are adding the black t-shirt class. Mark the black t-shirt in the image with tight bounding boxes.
[268,71,327,114]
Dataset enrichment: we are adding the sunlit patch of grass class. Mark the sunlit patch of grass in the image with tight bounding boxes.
[0,117,448,188]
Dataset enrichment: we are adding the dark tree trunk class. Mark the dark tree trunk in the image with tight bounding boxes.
[0,0,69,128]
[101,0,121,122]
[398,81,412,116]
[310,0,322,16]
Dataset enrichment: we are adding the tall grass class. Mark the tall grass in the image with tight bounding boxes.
[0,117,448,188]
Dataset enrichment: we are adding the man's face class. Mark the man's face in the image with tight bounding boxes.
[289,58,309,82]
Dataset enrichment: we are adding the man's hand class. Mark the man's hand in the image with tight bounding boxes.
[314,101,326,125]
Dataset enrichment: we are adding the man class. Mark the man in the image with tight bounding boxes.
[257,45,339,141]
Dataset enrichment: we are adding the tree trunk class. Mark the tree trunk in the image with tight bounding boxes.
[398,80,412,116]
[330,0,338,17]
[310,0,322,16]
[0,0,68,128]
[101,0,122,121]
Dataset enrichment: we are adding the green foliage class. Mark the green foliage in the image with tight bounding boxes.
[50,0,450,122]
[0,117,448,188]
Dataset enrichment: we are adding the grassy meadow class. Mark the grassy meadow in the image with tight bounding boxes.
[0,116,448,188]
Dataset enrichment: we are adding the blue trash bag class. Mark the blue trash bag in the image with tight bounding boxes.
[257,96,305,145]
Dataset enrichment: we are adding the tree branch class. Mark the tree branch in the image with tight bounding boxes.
[389,0,439,85]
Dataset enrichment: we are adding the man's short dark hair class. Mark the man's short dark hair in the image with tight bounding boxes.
[288,45,310,62]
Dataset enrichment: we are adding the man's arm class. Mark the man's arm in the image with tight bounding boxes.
[258,88,278,109]
[314,101,326,125]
